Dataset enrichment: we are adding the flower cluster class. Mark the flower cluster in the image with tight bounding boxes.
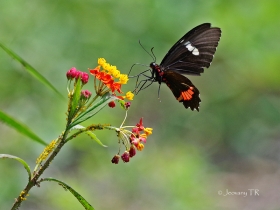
[89,58,129,95]
[131,118,153,150]
[64,58,152,164]
[111,118,153,164]
[89,58,134,108]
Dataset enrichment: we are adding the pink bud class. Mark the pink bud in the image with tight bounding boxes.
[66,67,77,80]
[121,151,130,163]
[75,70,82,79]
[81,72,89,84]
[81,90,92,99]
[125,102,131,109]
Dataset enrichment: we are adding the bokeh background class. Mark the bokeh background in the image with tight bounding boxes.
[1,0,280,209]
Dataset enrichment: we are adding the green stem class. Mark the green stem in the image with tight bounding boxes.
[69,94,114,128]
[85,94,99,109]
[11,122,71,210]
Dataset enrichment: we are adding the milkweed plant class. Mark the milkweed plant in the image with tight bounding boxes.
[0,55,153,209]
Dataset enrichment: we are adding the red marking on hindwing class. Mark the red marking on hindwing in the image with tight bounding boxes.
[177,87,194,101]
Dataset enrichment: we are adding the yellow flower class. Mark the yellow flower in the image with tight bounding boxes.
[140,133,147,139]
[125,91,134,100]
[98,58,106,67]
[136,143,144,151]
[144,127,153,136]
[112,69,120,78]
[108,65,117,74]
[103,63,111,71]
[119,74,129,84]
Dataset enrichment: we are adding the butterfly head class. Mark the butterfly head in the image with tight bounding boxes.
[149,62,156,68]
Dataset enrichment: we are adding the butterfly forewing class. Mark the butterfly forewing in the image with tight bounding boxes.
[160,23,221,75]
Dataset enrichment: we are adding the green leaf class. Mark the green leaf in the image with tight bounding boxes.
[0,154,31,181]
[70,125,107,147]
[0,42,63,98]
[86,131,107,147]
[0,110,48,146]
[69,77,81,119]
[41,178,95,210]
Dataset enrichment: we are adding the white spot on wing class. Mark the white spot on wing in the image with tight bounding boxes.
[186,44,194,51]
[192,48,199,55]
[183,41,199,56]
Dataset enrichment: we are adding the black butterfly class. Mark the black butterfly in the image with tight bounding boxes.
[131,23,221,111]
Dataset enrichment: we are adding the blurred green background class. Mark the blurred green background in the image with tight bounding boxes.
[1,0,280,209]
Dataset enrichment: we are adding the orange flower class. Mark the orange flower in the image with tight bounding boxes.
[109,82,122,93]
[90,59,134,95]
[99,72,113,85]
[89,67,100,76]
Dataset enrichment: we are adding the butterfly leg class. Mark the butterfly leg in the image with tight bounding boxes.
[134,78,155,94]
[128,64,151,77]
[131,69,153,92]
[157,83,161,100]
[128,69,152,78]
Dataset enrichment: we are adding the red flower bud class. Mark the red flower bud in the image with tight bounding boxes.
[111,155,120,164]
[108,101,116,108]
[121,151,130,163]
[129,146,136,157]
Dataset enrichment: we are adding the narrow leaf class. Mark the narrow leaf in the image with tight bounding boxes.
[0,110,47,146]
[70,125,107,147]
[0,42,63,98]
[69,77,81,119]
[41,178,94,210]
[86,131,107,147]
[0,154,31,181]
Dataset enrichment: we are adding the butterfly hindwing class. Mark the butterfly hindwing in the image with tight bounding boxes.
[160,23,221,75]
[162,70,201,111]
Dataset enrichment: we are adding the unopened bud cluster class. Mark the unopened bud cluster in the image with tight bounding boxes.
[67,67,89,85]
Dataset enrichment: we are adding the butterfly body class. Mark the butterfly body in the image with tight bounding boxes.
[148,23,221,111]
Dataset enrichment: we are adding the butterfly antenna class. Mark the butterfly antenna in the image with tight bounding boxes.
[150,47,156,63]
[138,40,156,62]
